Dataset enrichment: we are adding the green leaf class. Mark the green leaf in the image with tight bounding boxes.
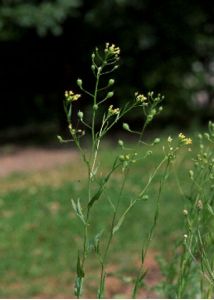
[88,187,104,208]
[74,276,83,297]
[71,198,86,224]
[138,269,147,284]
[88,160,119,209]
[207,204,214,216]
[94,230,104,254]
[76,252,84,278]
[113,199,135,235]
[113,214,126,235]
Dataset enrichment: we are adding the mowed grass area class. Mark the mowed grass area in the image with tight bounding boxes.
[0,134,198,298]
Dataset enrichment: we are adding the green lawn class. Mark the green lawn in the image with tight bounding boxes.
[0,134,199,298]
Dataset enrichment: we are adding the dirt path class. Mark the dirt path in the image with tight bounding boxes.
[0,146,77,177]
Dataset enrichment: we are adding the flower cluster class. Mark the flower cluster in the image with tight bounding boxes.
[135,92,147,103]
[178,133,192,145]
[65,90,81,102]
[108,105,120,116]
[105,43,120,58]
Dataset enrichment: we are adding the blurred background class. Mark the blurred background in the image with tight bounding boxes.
[1,0,214,145]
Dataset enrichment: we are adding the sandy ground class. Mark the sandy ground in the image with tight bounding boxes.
[0,146,77,177]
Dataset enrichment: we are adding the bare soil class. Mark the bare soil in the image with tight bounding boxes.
[0,146,76,178]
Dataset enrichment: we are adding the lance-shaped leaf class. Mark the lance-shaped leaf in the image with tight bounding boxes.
[113,200,135,235]
[94,230,104,254]
[77,252,84,278]
[88,186,104,209]
[88,158,119,209]
[74,276,83,297]
[71,198,86,224]
[112,213,126,235]
[207,204,214,216]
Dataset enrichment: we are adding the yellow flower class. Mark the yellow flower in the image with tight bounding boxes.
[178,133,192,145]
[135,92,147,103]
[105,43,120,57]
[65,90,81,102]
[178,133,185,139]
[108,105,120,116]
[185,138,192,145]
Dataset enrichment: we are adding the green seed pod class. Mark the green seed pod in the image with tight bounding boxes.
[93,104,98,111]
[122,123,130,131]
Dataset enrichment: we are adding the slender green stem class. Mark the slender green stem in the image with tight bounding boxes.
[132,158,170,298]
[97,172,128,298]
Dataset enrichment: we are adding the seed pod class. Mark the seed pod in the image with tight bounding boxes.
[122,123,130,131]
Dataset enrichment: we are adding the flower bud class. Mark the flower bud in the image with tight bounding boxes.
[93,104,98,111]
[57,135,63,143]
[168,136,172,143]
[108,79,115,86]
[77,111,84,120]
[204,133,210,140]
[142,195,149,201]
[77,78,83,88]
[106,91,114,98]
[151,108,157,116]
[119,155,125,161]
[189,170,194,179]
[91,65,96,71]
[118,140,124,147]
[147,114,153,122]
[183,209,188,216]
[196,200,203,210]
[153,138,160,145]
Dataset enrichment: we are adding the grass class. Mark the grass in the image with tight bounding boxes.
[0,133,198,298]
